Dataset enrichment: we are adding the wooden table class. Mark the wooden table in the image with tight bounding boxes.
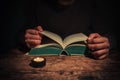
[0,49,120,80]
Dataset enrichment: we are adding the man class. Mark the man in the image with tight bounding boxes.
[18,0,116,59]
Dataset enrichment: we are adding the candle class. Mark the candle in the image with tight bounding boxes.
[30,57,46,68]
[33,57,44,62]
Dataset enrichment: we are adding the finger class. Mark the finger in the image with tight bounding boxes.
[26,43,37,48]
[92,48,109,58]
[25,39,41,46]
[36,26,43,32]
[87,33,101,43]
[98,52,109,60]
[88,42,110,50]
[26,29,39,35]
[25,33,42,40]
[91,37,109,44]
[35,26,44,37]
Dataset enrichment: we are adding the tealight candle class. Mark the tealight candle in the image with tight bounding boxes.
[33,57,44,62]
[30,57,46,68]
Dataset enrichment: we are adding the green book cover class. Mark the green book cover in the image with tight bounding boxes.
[28,30,88,56]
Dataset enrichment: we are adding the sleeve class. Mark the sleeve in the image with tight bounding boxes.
[15,0,39,52]
[91,0,117,51]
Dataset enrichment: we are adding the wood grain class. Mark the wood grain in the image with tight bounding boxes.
[0,49,120,80]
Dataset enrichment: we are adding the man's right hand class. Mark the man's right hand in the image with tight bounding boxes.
[25,26,43,48]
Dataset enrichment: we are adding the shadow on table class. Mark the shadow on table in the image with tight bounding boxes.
[78,76,101,80]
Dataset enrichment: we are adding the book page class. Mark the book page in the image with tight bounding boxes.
[40,30,64,48]
[63,33,88,48]
[35,43,61,48]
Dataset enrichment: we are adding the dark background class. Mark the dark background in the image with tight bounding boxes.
[0,0,119,53]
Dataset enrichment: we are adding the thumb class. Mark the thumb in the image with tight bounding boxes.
[87,33,101,43]
[36,26,43,32]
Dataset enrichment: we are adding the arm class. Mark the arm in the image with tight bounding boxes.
[16,26,43,52]
[87,1,117,59]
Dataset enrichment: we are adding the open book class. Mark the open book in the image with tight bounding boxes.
[28,30,88,56]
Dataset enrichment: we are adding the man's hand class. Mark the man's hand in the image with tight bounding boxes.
[25,26,43,48]
[87,33,110,60]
